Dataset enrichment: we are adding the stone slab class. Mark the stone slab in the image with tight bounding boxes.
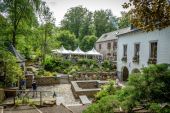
[79,95,91,105]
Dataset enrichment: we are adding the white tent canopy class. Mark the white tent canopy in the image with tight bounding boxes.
[52,45,73,55]
[72,46,85,55]
[52,46,102,56]
[86,48,102,56]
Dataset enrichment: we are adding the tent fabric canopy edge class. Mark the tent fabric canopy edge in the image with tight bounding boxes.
[51,46,102,56]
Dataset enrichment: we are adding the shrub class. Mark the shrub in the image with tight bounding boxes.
[95,80,116,101]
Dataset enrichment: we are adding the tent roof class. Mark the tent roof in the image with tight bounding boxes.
[72,46,85,55]
[53,46,73,54]
[52,46,102,56]
[86,48,102,56]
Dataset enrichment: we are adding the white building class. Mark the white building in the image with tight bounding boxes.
[116,26,170,81]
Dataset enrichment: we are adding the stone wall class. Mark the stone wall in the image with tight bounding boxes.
[26,76,60,88]
[71,80,108,99]
[35,76,60,86]
[77,81,97,89]
[74,72,116,81]
[0,88,5,103]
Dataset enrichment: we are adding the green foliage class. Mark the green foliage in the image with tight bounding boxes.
[102,60,113,71]
[114,64,170,111]
[43,56,114,75]
[61,6,93,39]
[85,64,170,112]
[0,0,41,46]
[55,30,77,50]
[123,0,170,31]
[93,9,118,37]
[80,35,97,51]
[83,95,118,113]
[0,47,23,87]
[118,12,130,29]
[95,80,116,101]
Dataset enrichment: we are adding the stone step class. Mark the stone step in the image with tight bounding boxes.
[79,95,91,105]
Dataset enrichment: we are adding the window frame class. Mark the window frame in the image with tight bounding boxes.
[134,43,140,57]
[149,41,158,59]
[123,44,128,57]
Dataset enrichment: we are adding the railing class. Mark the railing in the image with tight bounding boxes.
[4,89,53,106]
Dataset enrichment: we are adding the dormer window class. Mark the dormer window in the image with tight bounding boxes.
[103,34,107,38]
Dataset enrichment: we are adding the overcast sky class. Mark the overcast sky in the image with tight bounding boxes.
[43,0,129,26]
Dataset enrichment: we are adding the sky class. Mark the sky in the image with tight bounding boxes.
[43,0,129,26]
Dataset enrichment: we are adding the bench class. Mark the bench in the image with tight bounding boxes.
[79,95,91,105]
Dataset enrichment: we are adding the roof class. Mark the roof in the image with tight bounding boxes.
[116,27,139,36]
[52,46,103,56]
[8,44,25,63]
[96,27,138,42]
[86,48,102,56]
[73,46,85,55]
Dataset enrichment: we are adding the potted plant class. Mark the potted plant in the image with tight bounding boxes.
[121,56,127,62]
[133,55,139,63]
[148,58,157,64]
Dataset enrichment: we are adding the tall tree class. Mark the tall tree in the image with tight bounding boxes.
[93,9,117,37]
[55,30,77,50]
[123,0,170,31]
[80,35,97,51]
[61,6,92,40]
[118,11,130,29]
[38,1,55,63]
[0,0,41,47]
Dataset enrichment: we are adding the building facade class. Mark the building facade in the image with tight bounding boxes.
[95,31,119,62]
[117,26,170,81]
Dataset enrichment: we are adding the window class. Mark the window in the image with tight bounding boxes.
[99,44,102,50]
[133,43,140,63]
[123,45,127,57]
[107,43,111,50]
[122,45,127,62]
[134,43,140,57]
[113,40,117,49]
[150,42,157,58]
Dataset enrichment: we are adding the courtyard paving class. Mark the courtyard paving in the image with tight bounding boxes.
[36,84,80,105]
[3,84,80,106]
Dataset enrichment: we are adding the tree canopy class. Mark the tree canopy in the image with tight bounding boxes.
[123,0,170,31]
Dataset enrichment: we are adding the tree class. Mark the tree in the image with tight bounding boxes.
[0,46,23,87]
[38,1,55,63]
[123,0,170,31]
[118,11,130,29]
[61,6,93,40]
[0,0,41,47]
[80,35,97,51]
[93,9,117,37]
[55,30,77,50]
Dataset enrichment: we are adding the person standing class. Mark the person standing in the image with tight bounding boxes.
[32,80,37,98]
